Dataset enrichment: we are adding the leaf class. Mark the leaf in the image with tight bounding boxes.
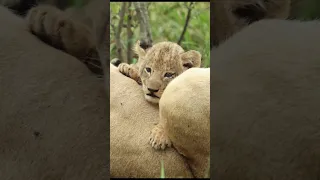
[160,160,165,178]
[109,2,210,67]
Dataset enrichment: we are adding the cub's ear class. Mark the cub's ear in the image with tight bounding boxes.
[180,50,201,70]
[133,40,146,57]
[133,40,152,57]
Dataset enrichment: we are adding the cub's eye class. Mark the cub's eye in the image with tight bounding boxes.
[164,72,175,78]
[145,67,152,73]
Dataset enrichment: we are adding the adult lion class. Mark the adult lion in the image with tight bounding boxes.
[0,3,109,179]
[212,19,320,179]
[0,2,195,178]
[157,67,210,178]
[110,64,194,178]
[111,65,211,178]
[111,0,292,177]
[0,0,295,179]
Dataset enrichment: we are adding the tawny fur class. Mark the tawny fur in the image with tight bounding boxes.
[119,41,201,104]
[155,68,210,178]
[211,19,320,179]
[147,0,291,159]
[0,5,108,179]
[110,64,193,178]
[0,1,196,178]
[120,41,203,153]
[0,0,301,179]
[10,0,104,74]
[25,5,96,63]
[113,0,292,177]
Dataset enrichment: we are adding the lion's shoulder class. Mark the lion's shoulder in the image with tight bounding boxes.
[162,67,210,94]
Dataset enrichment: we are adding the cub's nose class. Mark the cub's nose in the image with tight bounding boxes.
[147,88,159,93]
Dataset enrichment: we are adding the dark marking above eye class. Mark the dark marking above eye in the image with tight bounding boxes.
[146,67,151,73]
[164,72,175,78]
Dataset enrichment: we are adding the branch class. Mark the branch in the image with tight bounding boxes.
[115,2,127,63]
[111,23,116,36]
[177,2,194,45]
[133,2,153,49]
[127,2,134,63]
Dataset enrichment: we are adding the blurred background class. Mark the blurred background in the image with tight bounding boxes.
[290,0,320,20]
[110,2,210,67]
[108,0,320,69]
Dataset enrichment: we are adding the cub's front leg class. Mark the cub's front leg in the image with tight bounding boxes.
[149,115,172,150]
[118,63,141,84]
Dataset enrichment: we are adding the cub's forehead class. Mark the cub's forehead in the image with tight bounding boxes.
[145,42,184,62]
[142,42,185,71]
[148,42,183,54]
[147,62,181,72]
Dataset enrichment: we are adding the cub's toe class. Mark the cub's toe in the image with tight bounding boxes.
[149,125,171,150]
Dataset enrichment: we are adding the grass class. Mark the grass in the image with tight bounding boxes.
[159,157,210,178]
[160,160,165,178]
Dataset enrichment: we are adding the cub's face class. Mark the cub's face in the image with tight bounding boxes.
[135,41,201,104]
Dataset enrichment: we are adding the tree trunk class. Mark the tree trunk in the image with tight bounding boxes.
[127,2,134,63]
[115,2,127,63]
[133,2,153,49]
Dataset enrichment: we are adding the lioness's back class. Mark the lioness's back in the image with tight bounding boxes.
[110,64,193,178]
[0,6,107,179]
[212,19,320,179]
[159,68,210,177]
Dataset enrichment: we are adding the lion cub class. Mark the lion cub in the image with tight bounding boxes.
[118,41,202,104]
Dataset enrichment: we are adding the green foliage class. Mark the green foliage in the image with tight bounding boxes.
[159,159,210,178]
[291,0,320,20]
[67,0,84,8]
[73,0,84,8]
[204,157,210,178]
[110,2,210,67]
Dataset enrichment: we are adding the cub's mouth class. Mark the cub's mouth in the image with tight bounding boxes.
[146,93,160,98]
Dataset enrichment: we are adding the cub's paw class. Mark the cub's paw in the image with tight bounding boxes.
[149,124,171,150]
[118,63,141,84]
[26,5,66,48]
[26,5,55,37]
[25,5,101,74]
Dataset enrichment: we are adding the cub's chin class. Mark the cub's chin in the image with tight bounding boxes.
[145,94,160,104]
